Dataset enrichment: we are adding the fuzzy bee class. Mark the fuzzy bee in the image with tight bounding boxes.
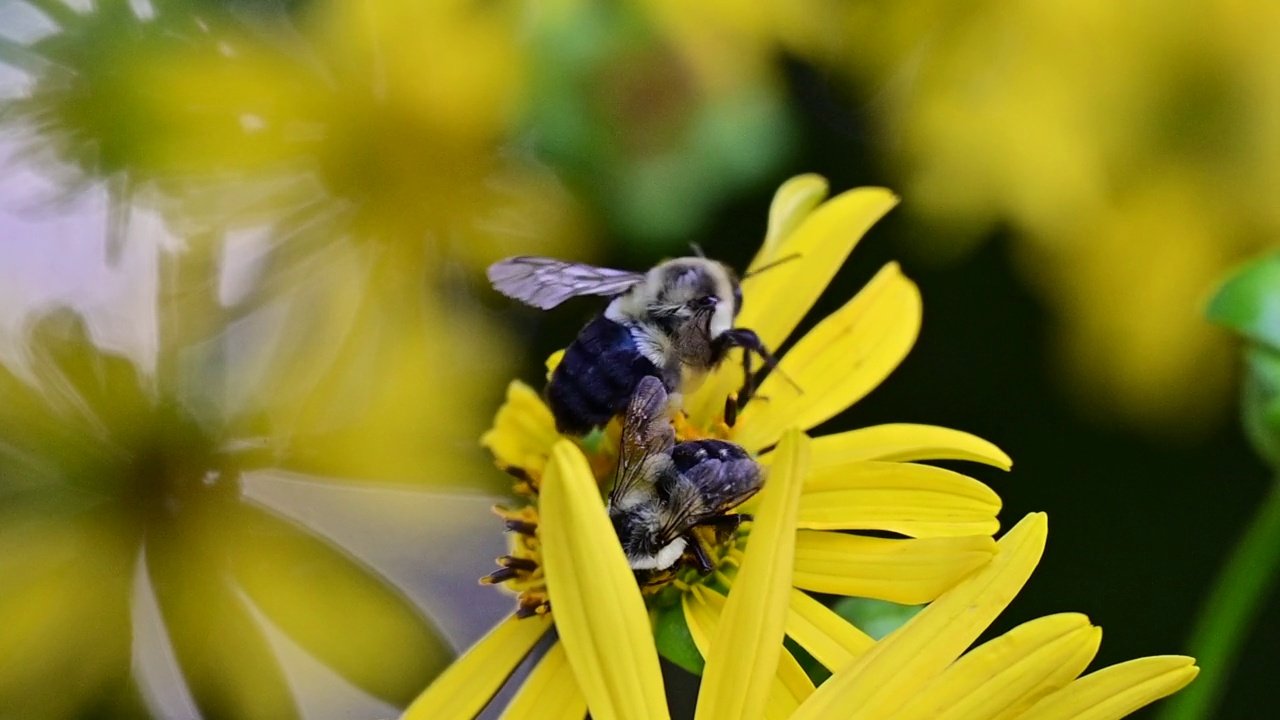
[608,376,764,572]
[487,254,789,435]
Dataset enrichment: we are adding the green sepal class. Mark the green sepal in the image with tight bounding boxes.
[579,427,608,455]
[831,597,923,641]
[653,602,705,675]
[1206,252,1280,351]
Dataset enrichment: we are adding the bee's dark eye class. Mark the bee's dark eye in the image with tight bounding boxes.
[696,295,718,308]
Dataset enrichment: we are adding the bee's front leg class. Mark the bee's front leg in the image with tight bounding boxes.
[715,329,793,419]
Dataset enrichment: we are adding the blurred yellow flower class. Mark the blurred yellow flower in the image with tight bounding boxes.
[3,0,583,268]
[404,175,1014,717]
[828,0,1280,433]
[0,305,451,719]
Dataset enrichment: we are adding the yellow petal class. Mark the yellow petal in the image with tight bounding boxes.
[760,174,831,260]
[685,187,899,426]
[501,642,588,720]
[1018,656,1200,720]
[539,440,669,720]
[765,648,817,720]
[790,513,1048,720]
[683,586,814,720]
[545,350,565,380]
[734,263,922,452]
[801,423,1012,470]
[785,588,876,673]
[480,381,559,474]
[696,429,810,720]
[893,613,1101,720]
[793,461,1001,537]
[792,531,996,605]
[402,614,551,720]
[682,584,722,657]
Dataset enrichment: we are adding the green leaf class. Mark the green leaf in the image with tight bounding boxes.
[224,502,454,707]
[1206,253,1280,467]
[783,636,832,687]
[653,602,705,675]
[1206,252,1280,351]
[1241,346,1280,468]
[830,596,923,641]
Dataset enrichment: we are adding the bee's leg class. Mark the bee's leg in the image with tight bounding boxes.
[723,394,738,427]
[697,513,750,531]
[716,328,799,406]
[684,532,716,574]
[725,349,754,427]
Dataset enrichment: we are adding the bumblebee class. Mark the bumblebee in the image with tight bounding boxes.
[607,376,764,572]
[488,254,784,435]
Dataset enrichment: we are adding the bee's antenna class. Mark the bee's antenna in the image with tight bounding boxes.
[689,242,706,258]
[742,253,802,280]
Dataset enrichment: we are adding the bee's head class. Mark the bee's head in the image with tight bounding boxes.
[646,258,738,337]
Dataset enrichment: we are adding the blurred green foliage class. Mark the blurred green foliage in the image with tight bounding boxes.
[1208,254,1280,466]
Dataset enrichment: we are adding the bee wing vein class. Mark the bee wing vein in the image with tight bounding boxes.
[610,376,675,506]
[487,256,645,310]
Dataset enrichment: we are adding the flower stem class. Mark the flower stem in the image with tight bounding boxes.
[1158,479,1280,720]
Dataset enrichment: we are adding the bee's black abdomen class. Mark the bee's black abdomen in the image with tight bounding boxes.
[671,439,750,474]
[548,316,660,435]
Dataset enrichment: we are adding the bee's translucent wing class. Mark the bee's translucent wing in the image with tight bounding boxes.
[487,256,646,310]
[610,376,675,507]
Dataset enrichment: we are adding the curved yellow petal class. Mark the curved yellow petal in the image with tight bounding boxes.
[1018,656,1200,720]
[760,174,831,260]
[696,429,810,720]
[790,513,1048,720]
[480,381,559,474]
[539,440,669,720]
[893,613,1101,720]
[685,187,899,426]
[682,585,721,656]
[402,614,551,720]
[786,588,875,673]
[801,423,1012,470]
[683,586,814,720]
[794,461,1001,537]
[734,263,922,452]
[765,648,817,720]
[500,642,587,720]
[792,531,996,605]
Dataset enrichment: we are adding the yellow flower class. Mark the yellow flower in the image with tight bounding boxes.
[697,511,1199,720]
[824,0,1280,433]
[2,0,583,269]
[405,175,1015,716]
[0,306,452,719]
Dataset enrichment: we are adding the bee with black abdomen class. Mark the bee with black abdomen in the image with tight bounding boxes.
[487,254,789,435]
[607,376,764,573]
